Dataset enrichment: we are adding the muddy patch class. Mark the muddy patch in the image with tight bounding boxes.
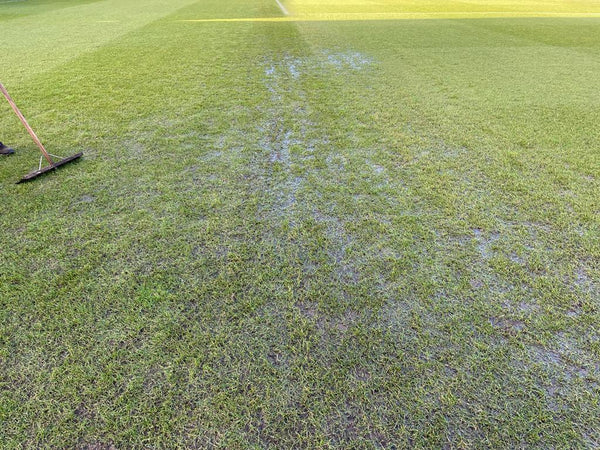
[265,51,373,82]
[312,209,360,286]
[320,50,373,72]
[574,266,599,298]
[489,316,525,335]
[527,332,600,412]
[81,444,117,450]
[472,228,500,260]
[296,299,360,337]
[81,195,95,203]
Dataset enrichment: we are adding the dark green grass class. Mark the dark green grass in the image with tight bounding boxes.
[1,0,599,447]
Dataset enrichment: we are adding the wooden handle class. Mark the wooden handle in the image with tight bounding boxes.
[0,82,54,166]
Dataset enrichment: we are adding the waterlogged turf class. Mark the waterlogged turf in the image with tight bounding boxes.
[1,0,599,447]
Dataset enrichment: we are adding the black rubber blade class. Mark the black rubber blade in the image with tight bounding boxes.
[17,152,83,183]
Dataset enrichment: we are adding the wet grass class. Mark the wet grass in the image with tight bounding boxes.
[1,0,599,447]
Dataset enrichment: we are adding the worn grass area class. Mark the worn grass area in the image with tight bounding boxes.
[1,0,599,447]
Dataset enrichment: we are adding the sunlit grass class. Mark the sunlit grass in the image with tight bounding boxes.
[286,0,600,16]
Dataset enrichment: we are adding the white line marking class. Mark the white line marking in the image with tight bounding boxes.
[275,0,289,16]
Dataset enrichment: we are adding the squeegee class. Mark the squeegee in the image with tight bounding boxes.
[0,82,82,183]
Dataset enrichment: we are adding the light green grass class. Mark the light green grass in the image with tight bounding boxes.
[1,0,599,447]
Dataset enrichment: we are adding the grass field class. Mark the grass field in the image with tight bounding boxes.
[1,0,599,447]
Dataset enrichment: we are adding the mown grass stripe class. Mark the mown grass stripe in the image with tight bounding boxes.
[178,11,600,23]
